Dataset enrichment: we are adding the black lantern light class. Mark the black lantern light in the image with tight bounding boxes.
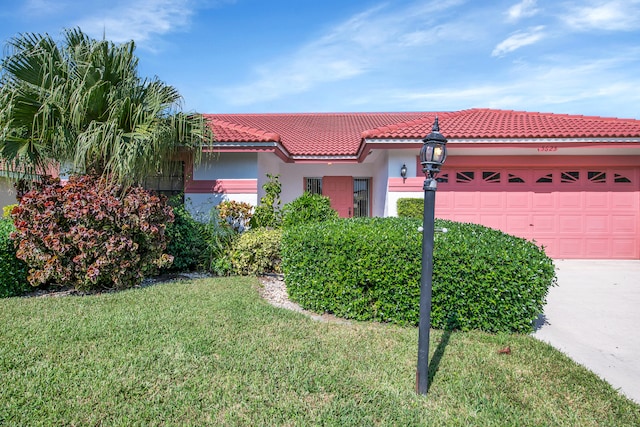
[419,117,448,179]
[400,163,408,180]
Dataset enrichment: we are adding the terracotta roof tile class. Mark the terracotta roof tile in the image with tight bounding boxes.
[206,118,281,142]
[366,109,640,140]
[204,109,640,157]
[205,112,427,156]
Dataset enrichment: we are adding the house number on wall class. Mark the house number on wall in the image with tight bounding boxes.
[537,146,558,152]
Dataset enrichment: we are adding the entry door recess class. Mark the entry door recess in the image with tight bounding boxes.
[323,176,354,218]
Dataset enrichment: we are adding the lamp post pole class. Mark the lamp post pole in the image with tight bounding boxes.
[416,176,437,394]
[416,117,447,395]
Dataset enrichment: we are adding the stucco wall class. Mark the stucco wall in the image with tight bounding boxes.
[385,149,421,217]
[185,152,259,219]
[194,152,258,180]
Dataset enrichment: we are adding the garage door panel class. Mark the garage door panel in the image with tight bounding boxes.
[506,215,532,236]
[612,239,638,258]
[558,238,584,258]
[558,193,582,209]
[479,214,504,230]
[453,192,477,208]
[585,192,608,208]
[612,215,638,233]
[505,192,530,208]
[436,192,453,209]
[532,215,555,233]
[611,192,638,209]
[480,193,503,209]
[584,215,609,233]
[559,215,584,233]
[584,238,610,257]
[532,193,554,209]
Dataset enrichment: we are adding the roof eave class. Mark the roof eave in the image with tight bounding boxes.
[205,141,291,162]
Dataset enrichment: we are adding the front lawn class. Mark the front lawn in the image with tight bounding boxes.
[1,277,638,426]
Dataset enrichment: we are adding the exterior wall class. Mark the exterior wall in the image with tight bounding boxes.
[193,152,258,180]
[370,151,388,217]
[257,154,384,213]
[185,152,258,220]
[386,149,421,217]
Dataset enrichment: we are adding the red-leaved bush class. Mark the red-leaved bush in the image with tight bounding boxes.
[11,175,174,291]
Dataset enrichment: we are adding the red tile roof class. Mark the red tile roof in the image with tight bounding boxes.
[364,109,640,140]
[205,112,428,156]
[204,109,640,158]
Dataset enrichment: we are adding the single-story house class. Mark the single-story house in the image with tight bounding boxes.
[182,108,640,260]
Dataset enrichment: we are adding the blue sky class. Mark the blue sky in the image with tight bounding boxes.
[1,0,639,118]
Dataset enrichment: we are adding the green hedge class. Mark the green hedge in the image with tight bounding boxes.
[0,218,29,298]
[282,192,338,228]
[397,198,423,219]
[163,200,209,272]
[282,217,556,333]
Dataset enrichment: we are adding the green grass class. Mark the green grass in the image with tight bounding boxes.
[1,277,638,426]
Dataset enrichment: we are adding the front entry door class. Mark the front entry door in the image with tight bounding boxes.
[323,176,353,218]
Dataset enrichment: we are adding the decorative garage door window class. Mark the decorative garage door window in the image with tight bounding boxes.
[437,169,634,190]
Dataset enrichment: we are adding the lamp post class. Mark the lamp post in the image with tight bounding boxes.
[416,117,448,395]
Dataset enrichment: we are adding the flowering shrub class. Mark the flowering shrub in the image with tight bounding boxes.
[11,175,174,291]
[217,200,253,232]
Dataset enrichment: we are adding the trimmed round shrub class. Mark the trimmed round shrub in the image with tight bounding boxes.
[282,217,556,333]
[397,198,423,220]
[282,192,338,228]
[0,218,29,298]
[231,228,282,275]
[11,175,174,291]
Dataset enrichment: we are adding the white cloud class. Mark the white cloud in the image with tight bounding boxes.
[21,0,72,17]
[217,0,473,106]
[506,0,540,23]
[383,49,640,117]
[491,25,545,57]
[75,0,194,44]
[562,0,640,31]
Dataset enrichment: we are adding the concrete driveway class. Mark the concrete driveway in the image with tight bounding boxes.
[533,259,640,404]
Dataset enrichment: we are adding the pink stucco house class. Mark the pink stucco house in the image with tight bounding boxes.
[182,108,640,260]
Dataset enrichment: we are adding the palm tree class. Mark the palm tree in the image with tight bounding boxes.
[0,28,210,189]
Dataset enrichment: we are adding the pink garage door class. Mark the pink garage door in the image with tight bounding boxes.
[434,167,639,259]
